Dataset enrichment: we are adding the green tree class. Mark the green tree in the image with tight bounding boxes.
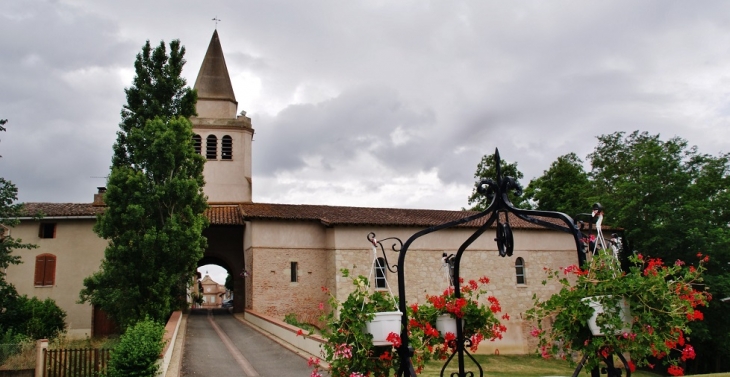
[80,40,208,329]
[0,119,38,328]
[522,152,593,217]
[586,131,730,373]
[107,318,165,377]
[224,274,233,291]
[467,153,527,211]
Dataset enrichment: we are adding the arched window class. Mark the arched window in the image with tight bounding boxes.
[515,257,525,284]
[192,134,202,155]
[34,253,56,287]
[206,135,218,160]
[221,135,232,160]
[375,258,387,289]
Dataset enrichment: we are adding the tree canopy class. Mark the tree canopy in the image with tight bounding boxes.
[520,130,730,373]
[522,152,591,218]
[467,152,527,211]
[80,40,208,329]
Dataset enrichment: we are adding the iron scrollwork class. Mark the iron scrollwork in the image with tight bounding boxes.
[367,232,403,274]
[365,148,586,377]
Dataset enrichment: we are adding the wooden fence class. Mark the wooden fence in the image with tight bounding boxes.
[43,348,110,377]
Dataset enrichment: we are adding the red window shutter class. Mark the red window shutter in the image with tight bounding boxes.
[44,255,56,286]
[34,255,46,286]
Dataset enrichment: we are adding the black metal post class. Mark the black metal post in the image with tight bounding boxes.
[369,149,586,377]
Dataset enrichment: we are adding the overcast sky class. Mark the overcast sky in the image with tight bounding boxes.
[3,1,730,216]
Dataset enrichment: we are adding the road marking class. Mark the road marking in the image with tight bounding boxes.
[207,310,259,377]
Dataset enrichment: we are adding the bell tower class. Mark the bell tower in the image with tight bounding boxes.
[192,30,253,203]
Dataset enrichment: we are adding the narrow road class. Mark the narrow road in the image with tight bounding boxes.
[181,309,314,377]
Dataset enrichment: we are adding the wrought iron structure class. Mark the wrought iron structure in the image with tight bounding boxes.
[368,149,589,377]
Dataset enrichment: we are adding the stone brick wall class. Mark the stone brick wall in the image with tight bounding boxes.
[247,220,583,354]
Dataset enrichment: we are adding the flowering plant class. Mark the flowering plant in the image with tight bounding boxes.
[406,276,509,369]
[309,269,400,377]
[526,250,710,376]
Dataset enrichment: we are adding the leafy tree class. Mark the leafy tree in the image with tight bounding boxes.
[80,40,208,329]
[586,131,730,373]
[522,153,593,217]
[225,274,233,291]
[0,119,37,329]
[467,152,527,211]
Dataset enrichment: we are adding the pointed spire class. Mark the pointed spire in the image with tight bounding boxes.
[194,30,237,107]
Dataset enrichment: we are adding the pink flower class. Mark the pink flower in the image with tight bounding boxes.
[318,302,324,311]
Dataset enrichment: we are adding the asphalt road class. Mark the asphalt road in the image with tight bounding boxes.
[181,309,314,377]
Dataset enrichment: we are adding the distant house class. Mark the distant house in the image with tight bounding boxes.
[5,30,591,354]
[200,274,227,308]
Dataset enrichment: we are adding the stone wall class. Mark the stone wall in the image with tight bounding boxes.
[247,220,582,354]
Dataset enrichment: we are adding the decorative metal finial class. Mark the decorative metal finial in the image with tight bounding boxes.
[212,16,221,29]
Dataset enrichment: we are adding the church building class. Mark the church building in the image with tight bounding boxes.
[6,30,581,355]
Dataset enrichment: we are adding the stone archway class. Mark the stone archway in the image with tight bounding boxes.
[199,224,245,313]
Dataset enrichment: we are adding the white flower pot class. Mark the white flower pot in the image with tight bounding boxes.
[365,311,402,346]
[435,314,464,336]
[582,296,631,336]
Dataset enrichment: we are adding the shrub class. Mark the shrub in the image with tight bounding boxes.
[107,318,165,377]
[1,296,66,340]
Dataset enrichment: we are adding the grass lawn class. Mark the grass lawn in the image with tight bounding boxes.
[419,354,662,377]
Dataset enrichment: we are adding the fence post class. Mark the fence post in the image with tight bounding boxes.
[35,339,48,377]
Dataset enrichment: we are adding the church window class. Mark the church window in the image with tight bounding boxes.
[39,223,56,238]
[515,257,526,284]
[290,262,298,282]
[221,135,232,160]
[206,135,218,160]
[34,254,56,286]
[193,134,202,155]
[375,258,387,289]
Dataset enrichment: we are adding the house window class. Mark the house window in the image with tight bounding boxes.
[39,223,56,238]
[34,254,56,287]
[375,258,387,289]
[206,135,218,160]
[290,262,298,282]
[221,135,232,160]
[515,257,526,284]
[192,134,202,155]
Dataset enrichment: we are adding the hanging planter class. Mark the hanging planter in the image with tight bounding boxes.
[365,311,403,346]
[435,313,465,336]
[581,296,631,336]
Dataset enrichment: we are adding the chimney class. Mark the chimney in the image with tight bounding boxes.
[93,187,107,207]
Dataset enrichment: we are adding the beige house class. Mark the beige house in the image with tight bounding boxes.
[199,274,227,308]
[6,30,585,354]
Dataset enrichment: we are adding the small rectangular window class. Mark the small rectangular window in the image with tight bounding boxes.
[290,262,298,282]
[39,223,56,239]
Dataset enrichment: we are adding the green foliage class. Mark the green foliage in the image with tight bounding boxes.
[314,272,399,377]
[2,295,66,340]
[224,274,233,291]
[107,318,165,377]
[283,313,320,334]
[527,250,710,375]
[0,327,32,365]
[80,40,208,329]
[467,153,527,211]
[522,153,592,217]
[586,131,730,372]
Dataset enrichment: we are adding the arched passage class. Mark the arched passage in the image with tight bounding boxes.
[199,223,246,313]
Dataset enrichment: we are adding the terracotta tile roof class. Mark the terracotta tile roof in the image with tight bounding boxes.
[19,201,613,232]
[237,203,599,231]
[204,206,243,225]
[20,203,104,217]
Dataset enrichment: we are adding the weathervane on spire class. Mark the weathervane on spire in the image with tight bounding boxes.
[212,16,221,29]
